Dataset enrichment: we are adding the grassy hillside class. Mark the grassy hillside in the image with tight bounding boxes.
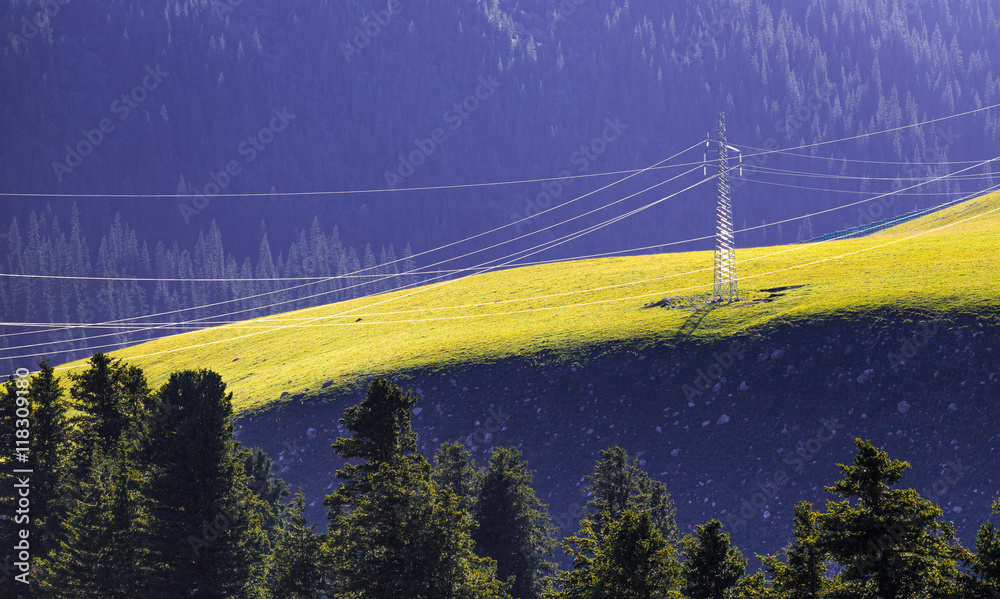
[57,192,1000,414]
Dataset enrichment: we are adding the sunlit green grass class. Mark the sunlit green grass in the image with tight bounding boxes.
[56,192,1000,415]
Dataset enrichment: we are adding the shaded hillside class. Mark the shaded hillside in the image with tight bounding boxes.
[234,311,1000,566]
[49,193,1000,412]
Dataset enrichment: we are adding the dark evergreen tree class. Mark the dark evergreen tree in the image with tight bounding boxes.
[761,502,835,599]
[813,439,963,599]
[324,376,421,519]
[27,361,71,559]
[267,492,328,599]
[240,446,290,543]
[963,498,1000,599]
[550,508,681,599]
[330,456,511,599]
[584,447,679,547]
[140,369,270,598]
[40,443,145,599]
[433,441,479,513]
[324,377,510,598]
[681,520,746,599]
[66,353,150,476]
[472,446,557,599]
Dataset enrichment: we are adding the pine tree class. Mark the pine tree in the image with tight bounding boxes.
[40,443,145,599]
[28,361,71,559]
[681,520,746,599]
[267,492,328,599]
[964,498,1000,598]
[324,378,510,598]
[761,502,834,599]
[140,369,271,598]
[590,509,682,599]
[66,353,151,476]
[548,508,681,599]
[584,447,679,547]
[813,439,963,599]
[330,457,511,599]
[324,376,421,519]
[433,442,478,513]
[240,446,290,543]
[472,447,556,599]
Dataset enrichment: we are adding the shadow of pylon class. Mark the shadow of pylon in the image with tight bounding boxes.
[670,302,717,343]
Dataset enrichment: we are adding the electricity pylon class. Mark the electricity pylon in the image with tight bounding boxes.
[707,113,741,303]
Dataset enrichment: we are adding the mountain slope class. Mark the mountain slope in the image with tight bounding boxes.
[57,192,1000,414]
[51,192,1000,566]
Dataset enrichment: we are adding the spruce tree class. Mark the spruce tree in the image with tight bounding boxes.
[966,498,1000,598]
[433,442,478,513]
[324,376,421,520]
[548,508,681,599]
[585,447,679,546]
[40,443,145,599]
[761,502,834,599]
[324,377,510,598]
[66,353,150,475]
[267,492,328,599]
[140,369,270,598]
[813,439,963,599]
[590,509,681,599]
[681,520,746,599]
[472,446,556,599]
[28,361,71,559]
[240,446,290,543]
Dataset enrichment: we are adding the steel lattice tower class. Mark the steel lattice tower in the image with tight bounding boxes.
[710,113,738,303]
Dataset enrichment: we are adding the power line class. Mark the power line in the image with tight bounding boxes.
[739,179,980,197]
[0,147,703,199]
[745,165,994,182]
[0,166,712,354]
[3,170,721,360]
[737,101,1000,161]
[26,196,998,376]
[6,160,997,354]
[737,144,989,167]
[1,145,703,343]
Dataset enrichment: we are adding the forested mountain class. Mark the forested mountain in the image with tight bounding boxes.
[0,205,416,373]
[4,0,1000,369]
[3,0,999,258]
